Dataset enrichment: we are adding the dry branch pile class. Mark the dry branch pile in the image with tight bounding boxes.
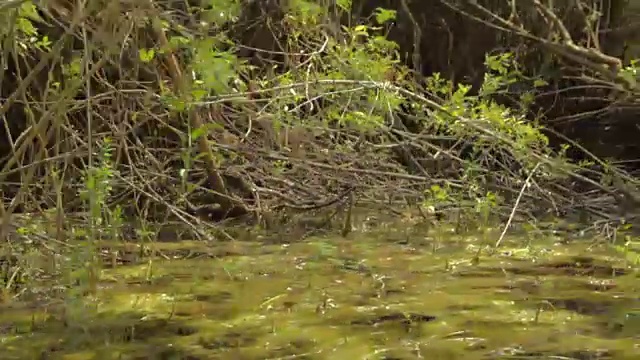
[0,0,637,242]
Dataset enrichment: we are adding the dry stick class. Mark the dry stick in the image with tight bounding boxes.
[207,78,577,190]
[0,56,108,237]
[146,3,246,217]
[0,6,84,237]
[495,162,541,248]
[199,77,589,222]
[0,10,84,120]
[448,1,627,88]
[0,0,25,12]
[0,0,122,185]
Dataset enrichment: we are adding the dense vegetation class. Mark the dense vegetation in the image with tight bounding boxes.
[0,0,638,358]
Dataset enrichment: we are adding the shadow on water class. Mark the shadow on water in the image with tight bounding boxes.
[0,222,638,359]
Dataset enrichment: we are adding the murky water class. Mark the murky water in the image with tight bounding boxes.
[0,224,638,359]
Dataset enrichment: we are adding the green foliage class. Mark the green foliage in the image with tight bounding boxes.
[73,138,123,296]
[80,138,118,220]
[234,5,404,139]
[619,59,639,90]
[139,48,155,63]
[426,53,551,177]
[612,227,640,269]
[1,2,38,37]
[288,0,324,24]
[202,0,241,25]
[415,52,562,226]
[612,238,640,267]
[191,38,239,96]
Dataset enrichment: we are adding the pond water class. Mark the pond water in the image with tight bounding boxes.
[0,222,638,359]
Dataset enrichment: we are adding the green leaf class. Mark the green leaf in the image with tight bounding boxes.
[139,48,155,63]
[190,123,222,141]
[19,2,44,23]
[336,0,352,11]
[533,79,548,87]
[374,8,396,24]
[190,88,208,101]
[354,25,368,35]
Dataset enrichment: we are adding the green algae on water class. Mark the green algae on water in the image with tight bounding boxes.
[0,223,638,359]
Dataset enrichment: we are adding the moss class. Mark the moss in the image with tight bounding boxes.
[0,224,637,358]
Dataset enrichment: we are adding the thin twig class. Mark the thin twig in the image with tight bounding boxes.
[496,162,542,248]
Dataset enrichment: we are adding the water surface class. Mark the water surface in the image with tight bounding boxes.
[0,223,638,359]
